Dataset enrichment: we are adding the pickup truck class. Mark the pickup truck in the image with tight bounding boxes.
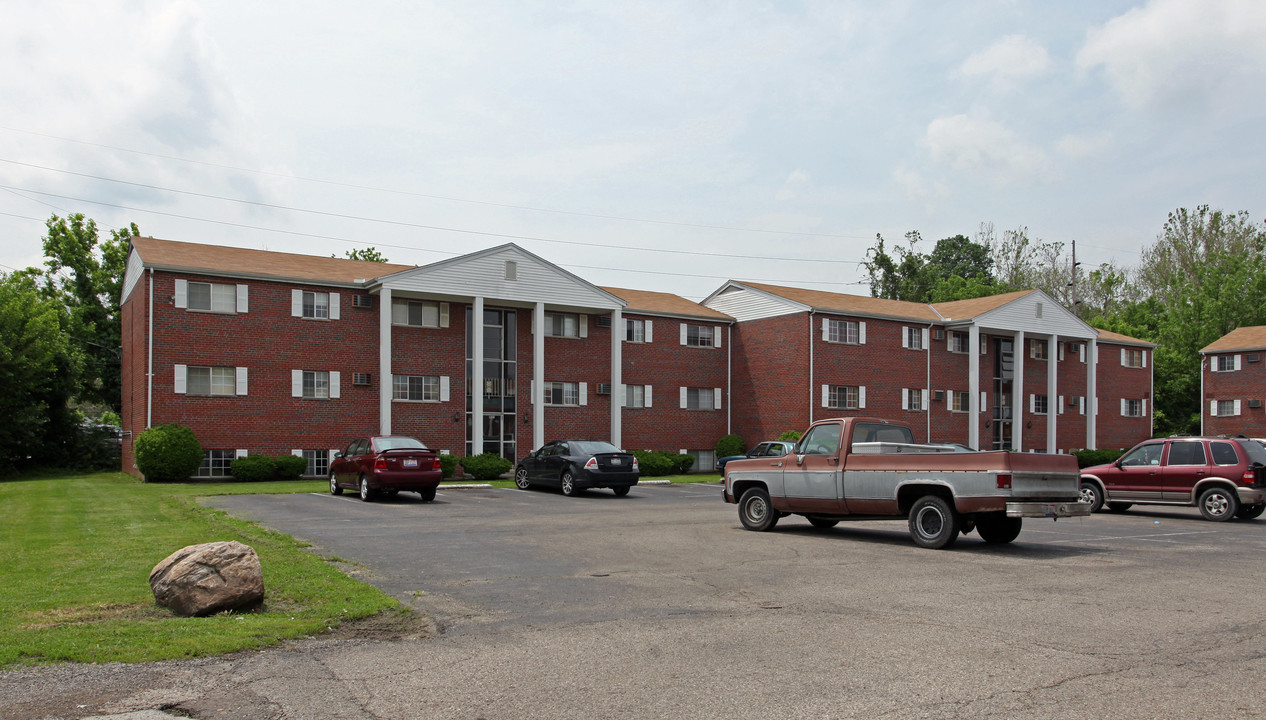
[722,417,1090,549]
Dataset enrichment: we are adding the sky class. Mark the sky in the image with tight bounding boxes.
[3,0,1265,301]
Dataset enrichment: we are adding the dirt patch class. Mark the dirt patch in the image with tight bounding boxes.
[324,607,438,641]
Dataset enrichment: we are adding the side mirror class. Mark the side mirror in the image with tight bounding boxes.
[334,452,344,459]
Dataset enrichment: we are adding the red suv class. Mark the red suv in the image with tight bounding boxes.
[1080,437,1266,521]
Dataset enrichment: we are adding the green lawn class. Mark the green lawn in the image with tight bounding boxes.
[0,473,398,667]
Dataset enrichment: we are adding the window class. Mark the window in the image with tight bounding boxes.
[826,385,860,410]
[1168,441,1207,466]
[187,366,235,396]
[903,327,924,350]
[1030,339,1048,360]
[685,449,714,473]
[685,387,716,410]
[1216,355,1239,372]
[1211,442,1239,465]
[1122,348,1145,368]
[1032,395,1049,415]
[545,381,580,406]
[949,332,969,353]
[903,388,925,411]
[196,449,234,478]
[625,318,646,343]
[827,320,860,344]
[304,371,330,399]
[1122,399,1143,417]
[392,299,448,328]
[393,375,440,401]
[625,384,650,408]
[545,312,582,338]
[1216,399,1239,417]
[303,450,330,477]
[303,291,329,319]
[951,391,970,413]
[685,325,715,347]
[187,281,237,313]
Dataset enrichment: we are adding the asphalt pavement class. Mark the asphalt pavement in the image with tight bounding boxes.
[4,482,1266,719]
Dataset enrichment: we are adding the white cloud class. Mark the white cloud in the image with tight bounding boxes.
[921,113,1051,183]
[1077,0,1266,112]
[959,35,1051,84]
[1055,132,1114,160]
[776,170,810,202]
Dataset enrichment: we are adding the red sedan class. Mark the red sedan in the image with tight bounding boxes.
[329,436,442,502]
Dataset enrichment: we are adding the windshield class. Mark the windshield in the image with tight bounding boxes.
[571,441,622,455]
[376,437,428,451]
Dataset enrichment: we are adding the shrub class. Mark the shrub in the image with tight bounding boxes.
[134,424,203,482]
[632,450,676,477]
[229,454,275,482]
[1074,449,1124,469]
[674,453,695,474]
[439,453,459,479]
[776,430,802,443]
[273,454,307,480]
[715,434,744,459]
[460,453,513,481]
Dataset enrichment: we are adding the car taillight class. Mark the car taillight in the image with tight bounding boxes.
[632,458,639,471]
[375,459,387,470]
[433,457,442,470]
[584,457,598,470]
[1242,469,1257,485]
[996,473,1012,489]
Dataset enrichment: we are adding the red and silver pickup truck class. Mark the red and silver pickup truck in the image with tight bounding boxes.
[722,417,1090,549]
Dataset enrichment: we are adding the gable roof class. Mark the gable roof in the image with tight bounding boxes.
[733,281,942,321]
[601,287,732,321]
[930,290,1037,321]
[130,236,414,284]
[1096,329,1156,348]
[1201,326,1266,354]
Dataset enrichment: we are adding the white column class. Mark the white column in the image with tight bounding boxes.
[1047,334,1059,453]
[379,287,392,435]
[611,307,622,448]
[1087,337,1098,450]
[472,296,484,455]
[968,324,980,450]
[1013,331,1025,452]
[534,302,545,451]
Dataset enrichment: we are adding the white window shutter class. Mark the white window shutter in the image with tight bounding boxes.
[981,391,988,412]
[1120,398,1127,416]
[1058,395,1064,415]
[174,279,187,308]
[1143,351,1148,368]
[822,318,830,341]
[329,293,340,320]
[1234,399,1242,416]
[680,386,688,409]
[579,382,587,406]
[858,386,866,409]
[902,388,910,408]
[237,284,249,312]
[1058,343,1065,361]
[529,380,533,404]
[822,385,830,408]
[1029,395,1036,413]
[645,320,653,343]
[715,326,723,348]
[1079,397,1086,415]
[328,449,338,465]
[947,389,954,408]
[680,323,687,346]
[920,391,928,411]
[1120,348,1127,366]
[714,388,722,410]
[901,327,910,349]
[580,315,588,338]
[645,385,653,408]
[1095,396,1099,415]
[1210,400,1219,416]
[292,370,303,398]
[291,289,303,317]
[858,322,866,344]
[440,376,450,402]
[235,449,248,459]
[330,371,341,399]
[1142,399,1147,416]
[921,328,930,350]
[1080,345,1086,363]
[619,384,626,407]
[440,302,450,328]
[1235,354,1242,371]
[174,364,187,394]
[236,367,248,396]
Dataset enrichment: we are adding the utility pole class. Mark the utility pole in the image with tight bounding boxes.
[1068,240,1082,317]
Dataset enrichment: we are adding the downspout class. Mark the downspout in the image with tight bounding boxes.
[726,323,732,435]
[1198,354,1204,436]
[808,311,815,425]
[146,267,154,429]
[926,322,933,443]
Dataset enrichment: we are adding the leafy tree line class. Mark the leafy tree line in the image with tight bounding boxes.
[862,206,1266,435]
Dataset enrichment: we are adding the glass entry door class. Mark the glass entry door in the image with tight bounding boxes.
[465,307,517,461]
[992,338,1014,450]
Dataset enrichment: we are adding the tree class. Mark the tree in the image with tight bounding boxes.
[339,247,389,263]
[863,231,997,302]
[38,214,138,414]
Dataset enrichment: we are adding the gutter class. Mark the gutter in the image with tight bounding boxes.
[146,267,154,429]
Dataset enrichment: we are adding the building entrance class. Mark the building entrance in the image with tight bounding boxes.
[465,307,518,461]
[992,337,1014,450]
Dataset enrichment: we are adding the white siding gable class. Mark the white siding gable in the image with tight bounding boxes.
[702,282,808,322]
[969,289,1095,339]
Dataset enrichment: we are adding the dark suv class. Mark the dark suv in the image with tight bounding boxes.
[1080,437,1266,521]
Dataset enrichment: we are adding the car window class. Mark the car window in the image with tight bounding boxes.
[1120,443,1161,466]
[377,437,427,451]
[1167,441,1207,466]
[767,444,787,457]
[573,441,620,454]
[801,423,841,455]
[1241,439,1266,465]
[557,443,570,456]
[1211,441,1239,466]
[750,443,769,456]
[347,440,364,456]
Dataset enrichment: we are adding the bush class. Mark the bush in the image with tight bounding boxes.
[134,424,203,482]
[1074,449,1124,469]
[632,450,677,477]
[439,453,459,479]
[776,430,802,443]
[229,454,275,482]
[273,454,307,479]
[715,434,744,459]
[460,453,513,481]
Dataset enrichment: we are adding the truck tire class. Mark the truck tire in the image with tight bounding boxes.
[976,514,1023,544]
[807,516,839,529]
[908,495,959,549]
[738,487,780,532]
[1236,502,1265,520]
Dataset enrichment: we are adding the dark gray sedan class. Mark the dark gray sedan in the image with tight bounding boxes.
[514,440,639,497]
[716,440,796,472]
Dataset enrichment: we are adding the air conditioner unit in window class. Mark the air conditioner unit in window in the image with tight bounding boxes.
[933,329,945,340]
[352,373,372,386]
[596,383,611,395]
[1249,354,1261,363]
[596,316,612,328]
[933,390,945,401]
[352,294,373,308]
[1250,399,1263,409]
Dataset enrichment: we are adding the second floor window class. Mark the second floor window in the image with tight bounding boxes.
[187,281,237,313]
[186,366,235,396]
[1032,394,1049,414]
[1030,339,1048,360]
[1216,355,1238,372]
[546,313,582,338]
[685,325,715,347]
[950,332,969,353]
[625,318,646,343]
[303,291,329,319]
[392,299,447,328]
[545,381,580,406]
[951,391,970,412]
[303,371,330,399]
[393,375,439,401]
[827,320,860,344]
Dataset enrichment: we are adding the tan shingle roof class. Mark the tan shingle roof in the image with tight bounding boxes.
[1201,326,1266,353]
[737,281,942,321]
[1095,329,1155,347]
[931,290,1037,321]
[601,287,732,320]
[130,237,415,284]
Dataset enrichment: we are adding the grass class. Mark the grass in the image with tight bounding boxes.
[0,472,398,668]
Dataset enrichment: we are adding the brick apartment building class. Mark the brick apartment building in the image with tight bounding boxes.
[1201,326,1266,437]
[119,237,1156,478]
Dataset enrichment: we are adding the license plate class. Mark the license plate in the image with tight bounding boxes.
[403,458,418,468]
[611,458,621,465]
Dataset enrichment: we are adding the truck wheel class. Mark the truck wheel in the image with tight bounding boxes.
[976,514,1023,544]
[738,487,780,532]
[1235,502,1265,520]
[908,495,959,549]
[1106,502,1132,512]
[807,516,838,529]
[1198,486,1238,521]
[1079,481,1104,513]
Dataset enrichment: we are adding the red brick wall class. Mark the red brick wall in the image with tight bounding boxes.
[1092,345,1153,450]
[389,302,468,455]
[731,313,811,446]
[1203,352,1266,437]
[120,274,150,477]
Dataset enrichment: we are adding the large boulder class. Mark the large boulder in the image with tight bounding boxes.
[149,541,264,617]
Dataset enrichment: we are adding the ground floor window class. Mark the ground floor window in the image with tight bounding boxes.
[303,450,330,477]
[197,449,234,478]
[686,449,714,473]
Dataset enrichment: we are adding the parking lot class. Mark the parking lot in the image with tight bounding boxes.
[7,482,1266,719]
